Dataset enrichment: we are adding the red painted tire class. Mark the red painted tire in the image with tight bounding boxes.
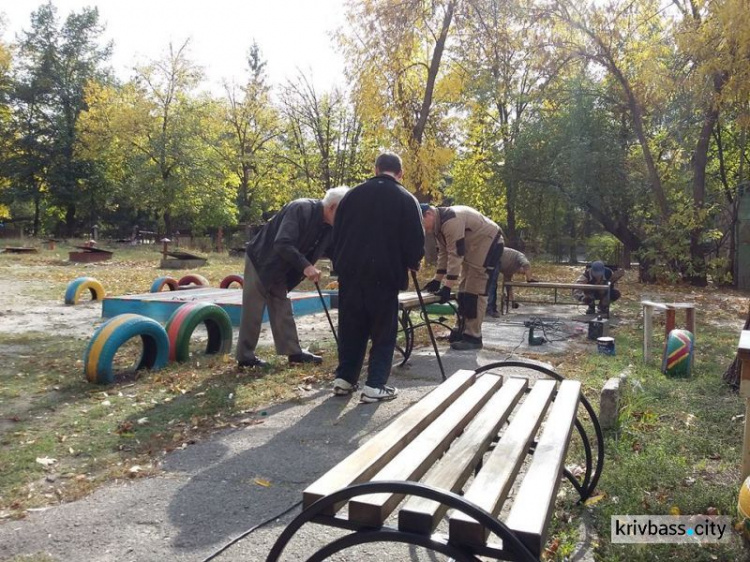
[177,274,209,288]
[150,276,179,293]
[219,274,243,289]
[165,302,233,362]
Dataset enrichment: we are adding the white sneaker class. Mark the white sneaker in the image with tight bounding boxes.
[360,385,398,403]
[333,378,358,396]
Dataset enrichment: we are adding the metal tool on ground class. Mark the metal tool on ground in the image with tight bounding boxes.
[411,270,446,381]
[314,281,338,346]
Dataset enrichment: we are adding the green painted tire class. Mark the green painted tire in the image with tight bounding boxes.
[177,273,209,288]
[219,274,243,289]
[165,302,233,362]
[661,329,695,378]
[64,277,105,305]
[83,313,169,384]
[150,276,179,293]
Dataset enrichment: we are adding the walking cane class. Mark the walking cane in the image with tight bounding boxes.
[314,281,339,346]
[410,270,446,381]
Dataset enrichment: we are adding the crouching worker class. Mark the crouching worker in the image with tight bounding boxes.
[236,186,349,369]
[486,247,535,317]
[572,260,624,316]
[421,204,504,350]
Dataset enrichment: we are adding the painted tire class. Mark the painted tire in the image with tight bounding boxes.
[177,274,209,288]
[165,302,233,362]
[65,277,105,305]
[661,329,695,378]
[219,274,243,289]
[150,276,179,293]
[83,313,169,384]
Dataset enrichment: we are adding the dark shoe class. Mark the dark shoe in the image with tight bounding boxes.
[512,302,520,309]
[586,305,596,315]
[448,329,463,343]
[451,335,483,351]
[238,357,268,369]
[289,351,323,365]
[486,309,500,318]
[598,306,610,317]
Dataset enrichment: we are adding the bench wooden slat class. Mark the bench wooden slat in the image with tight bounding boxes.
[348,374,505,526]
[505,380,581,557]
[448,379,557,545]
[303,370,475,511]
[398,377,528,534]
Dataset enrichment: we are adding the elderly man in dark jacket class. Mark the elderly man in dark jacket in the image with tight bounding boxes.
[331,152,425,403]
[236,186,349,368]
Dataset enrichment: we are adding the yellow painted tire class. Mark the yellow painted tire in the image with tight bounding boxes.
[64,277,105,305]
[83,314,169,384]
[739,476,750,520]
[177,274,209,288]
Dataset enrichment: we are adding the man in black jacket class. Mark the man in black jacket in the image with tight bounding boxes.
[236,186,349,368]
[331,152,425,403]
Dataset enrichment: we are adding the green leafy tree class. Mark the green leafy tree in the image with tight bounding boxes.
[10,2,111,235]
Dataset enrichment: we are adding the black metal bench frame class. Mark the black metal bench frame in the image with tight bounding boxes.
[502,281,611,314]
[395,293,463,368]
[266,360,604,562]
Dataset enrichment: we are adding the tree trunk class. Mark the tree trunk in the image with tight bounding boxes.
[65,204,76,238]
[723,300,750,390]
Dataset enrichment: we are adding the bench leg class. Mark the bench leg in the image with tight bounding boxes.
[685,307,696,337]
[643,305,653,364]
[665,308,676,336]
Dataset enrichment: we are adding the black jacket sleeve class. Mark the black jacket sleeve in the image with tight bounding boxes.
[273,202,311,273]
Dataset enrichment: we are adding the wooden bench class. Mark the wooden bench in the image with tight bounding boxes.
[396,291,463,373]
[641,301,696,363]
[267,360,604,562]
[502,281,611,314]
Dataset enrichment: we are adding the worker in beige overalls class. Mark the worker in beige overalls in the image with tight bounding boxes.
[421,204,504,350]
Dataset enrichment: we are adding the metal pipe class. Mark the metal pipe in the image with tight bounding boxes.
[314,281,338,346]
[410,270,446,381]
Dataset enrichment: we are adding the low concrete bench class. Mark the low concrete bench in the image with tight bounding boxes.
[396,291,462,369]
[267,360,604,562]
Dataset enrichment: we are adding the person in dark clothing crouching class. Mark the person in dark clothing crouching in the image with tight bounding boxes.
[236,186,349,369]
[331,152,425,403]
[572,260,624,316]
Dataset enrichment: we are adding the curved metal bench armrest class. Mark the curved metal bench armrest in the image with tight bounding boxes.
[266,480,539,562]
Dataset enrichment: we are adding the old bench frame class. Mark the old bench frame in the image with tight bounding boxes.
[396,291,463,371]
[501,281,611,314]
[267,360,604,562]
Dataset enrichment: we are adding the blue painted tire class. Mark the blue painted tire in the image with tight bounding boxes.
[166,302,233,362]
[83,314,169,384]
[219,274,243,289]
[150,276,179,293]
[178,274,209,287]
[65,277,105,305]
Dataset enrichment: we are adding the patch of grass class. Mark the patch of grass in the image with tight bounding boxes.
[0,327,337,518]
[537,281,749,560]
